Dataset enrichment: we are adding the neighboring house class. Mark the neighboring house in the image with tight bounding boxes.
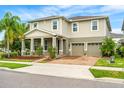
[21,16,112,57]
[110,33,124,44]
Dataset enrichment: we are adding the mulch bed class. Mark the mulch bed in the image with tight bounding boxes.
[8,56,44,60]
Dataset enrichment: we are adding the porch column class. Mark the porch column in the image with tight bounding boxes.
[21,39,25,56]
[30,38,34,55]
[41,37,45,53]
[59,38,63,55]
[84,42,88,56]
[65,39,69,55]
[52,37,56,48]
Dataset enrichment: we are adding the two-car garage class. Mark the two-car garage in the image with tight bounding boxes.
[71,42,102,57]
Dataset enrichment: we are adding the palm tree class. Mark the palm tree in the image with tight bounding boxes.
[18,23,29,41]
[0,12,20,57]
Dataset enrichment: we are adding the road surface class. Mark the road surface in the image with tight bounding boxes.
[0,70,124,88]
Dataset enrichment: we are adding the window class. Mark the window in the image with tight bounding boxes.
[45,40,48,50]
[91,20,98,31]
[72,23,78,32]
[52,20,58,30]
[33,23,37,28]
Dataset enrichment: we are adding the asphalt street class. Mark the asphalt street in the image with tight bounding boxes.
[0,70,124,88]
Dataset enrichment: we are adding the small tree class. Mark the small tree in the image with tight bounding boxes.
[100,37,116,57]
[48,46,56,59]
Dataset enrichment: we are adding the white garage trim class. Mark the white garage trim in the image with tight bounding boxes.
[84,42,88,51]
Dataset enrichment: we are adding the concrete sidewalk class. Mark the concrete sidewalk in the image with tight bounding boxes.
[14,63,94,80]
[91,66,124,72]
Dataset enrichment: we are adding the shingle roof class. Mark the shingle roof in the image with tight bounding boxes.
[29,16,107,22]
[29,16,67,22]
[69,16,107,21]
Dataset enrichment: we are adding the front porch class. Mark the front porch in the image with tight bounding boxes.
[21,29,68,57]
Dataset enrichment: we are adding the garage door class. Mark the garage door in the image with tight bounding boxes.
[87,43,102,57]
[72,43,84,56]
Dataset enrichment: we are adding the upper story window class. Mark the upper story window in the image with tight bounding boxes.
[91,20,99,31]
[52,20,58,30]
[33,23,38,28]
[72,23,78,32]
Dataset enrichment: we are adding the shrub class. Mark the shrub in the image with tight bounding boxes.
[25,49,30,55]
[35,47,43,56]
[100,37,116,57]
[0,52,7,59]
[10,51,18,57]
[116,46,124,57]
[48,46,56,59]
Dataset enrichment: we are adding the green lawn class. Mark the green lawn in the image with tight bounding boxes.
[90,68,124,79]
[0,62,31,69]
[95,58,124,68]
[0,59,32,62]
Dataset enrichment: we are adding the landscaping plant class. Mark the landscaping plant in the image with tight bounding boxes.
[10,51,18,57]
[0,52,7,59]
[100,37,116,57]
[48,46,56,59]
[116,45,124,57]
[35,47,43,56]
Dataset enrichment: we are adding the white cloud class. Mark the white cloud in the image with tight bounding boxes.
[5,5,94,21]
[101,5,124,12]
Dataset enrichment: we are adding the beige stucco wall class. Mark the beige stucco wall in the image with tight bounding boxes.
[30,18,62,35]
[70,18,107,38]
[29,18,109,38]
[62,19,71,37]
[25,30,52,39]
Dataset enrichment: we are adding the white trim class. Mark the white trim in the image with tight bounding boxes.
[51,19,59,31]
[71,22,79,32]
[84,42,87,51]
[70,42,72,56]
[91,20,99,32]
[103,19,106,35]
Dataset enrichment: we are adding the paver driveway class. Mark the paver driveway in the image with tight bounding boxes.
[14,63,94,79]
[50,56,99,66]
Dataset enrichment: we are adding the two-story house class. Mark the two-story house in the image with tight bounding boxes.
[21,16,111,57]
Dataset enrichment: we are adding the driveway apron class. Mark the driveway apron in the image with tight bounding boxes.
[14,63,94,80]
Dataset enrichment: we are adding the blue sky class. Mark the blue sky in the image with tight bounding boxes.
[0,5,124,40]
